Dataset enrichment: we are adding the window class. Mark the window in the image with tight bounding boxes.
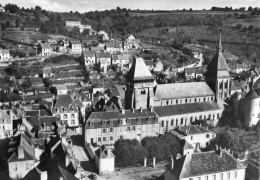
[234,171,237,178]
[110,128,113,133]
[26,163,29,170]
[181,118,183,124]
[191,136,193,140]
[206,134,210,138]
[63,114,67,119]
[141,90,146,94]
[110,136,114,141]
[103,137,106,142]
[126,126,131,131]
[103,128,107,133]
[171,119,174,126]
[14,164,17,171]
[227,172,230,179]
[71,120,75,125]
[161,121,164,127]
[220,173,223,180]
[102,121,106,126]
[132,126,136,130]
[98,137,101,142]
[110,120,113,126]
[71,114,75,118]
[185,99,188,103]
[176,100,178,104]
[189,178,193,180]
[197,177,201,180]
[90,121,94,127]
[212,174,216,180]
[205,176,208,180]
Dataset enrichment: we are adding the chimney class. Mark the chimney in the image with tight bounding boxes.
[40,171,48,180]
[132,108,135,113]
[59,177,64,180]
[121,109,125,114]
[170,156,174,170]
[219,147,223,158]
[140,107,143,113]
[18,146,25,159]
[215,144,219,151]
[185,129,188,134]
[150,106,154,112]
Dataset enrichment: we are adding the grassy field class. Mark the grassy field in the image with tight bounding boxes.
[225,16,260,28]
[1,31,51,42]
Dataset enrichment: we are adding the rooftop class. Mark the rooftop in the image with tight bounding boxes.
[172,125,214,136]
[167,150,246,179]
[154,82,215,100]
[154,101,222,117]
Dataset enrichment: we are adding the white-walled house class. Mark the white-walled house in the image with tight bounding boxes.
[0,110,13,139]
[94,146,115,175]
[56,85,68,95]
[0,49,10,62]
[41,44,52,56]
[96,52,111,65]
[70,41,82,54]
[8,146,35,180]
[165,147,246,180]
[171,125,216,150]
[82,50,95,66]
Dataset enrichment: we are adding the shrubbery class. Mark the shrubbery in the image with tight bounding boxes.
[113,133,181,167]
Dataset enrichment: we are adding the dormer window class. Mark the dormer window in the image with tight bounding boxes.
[109,120,113,126]
[70,105,73,111]
[102,120,106,126]
[90,121,94,127]
[127,119,131,125]
[119,119,123,126]
[61,106,65,112]
[137,118,141,124]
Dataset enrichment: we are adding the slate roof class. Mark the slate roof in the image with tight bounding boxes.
[126,57,154,81]
[96,52,111,58]
[173,125,214,136]
[244,88,259,99]
[70,41,81,45]
[154,82,215,100]
[112,54,130,61]
[167,150,246,178]
[24,110,52,117]
[0,49,9,53]
[41,44,52,49]
[206,36,230,79]
[90,46,105,51]
[154,102,222,117]
[86,109,158,129]
[144,60,154,66]
[95,145,114,159]
[53,94,78,113]
[8,148,35,162]
[23,167,41,180]
[82,50,95,57]
[185,68,195,74]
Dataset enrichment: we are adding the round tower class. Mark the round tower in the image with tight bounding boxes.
[241,88,260,127]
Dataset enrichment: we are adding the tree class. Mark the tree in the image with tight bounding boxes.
[43,78,53,87]
[236,23,243,29]
[114,139,148,167]
[21,77,32,92]
[248,6,253,11]
[5,3,20,13]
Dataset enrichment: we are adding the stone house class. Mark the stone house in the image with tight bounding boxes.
[0,49,10,62]
[82,50,95,66]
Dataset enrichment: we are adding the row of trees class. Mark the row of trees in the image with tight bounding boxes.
[113,133,181,167]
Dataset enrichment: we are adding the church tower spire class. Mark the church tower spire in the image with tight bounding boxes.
[206,34,230,101]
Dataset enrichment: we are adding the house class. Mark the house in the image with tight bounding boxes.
[56,85,68,95]
[195,69,203,79]
[42,66,54,78]
[0,49,10,62]
[0,6,5,12]
[106,41,123,53]
[69,41,82,54]
[144,60,154,71]
[82,50,95,66]
[66,21,81,27]
[171,125,215,150]
[8,146,35,180]
[41,44,52,56]
[100,59,108,74]
[184,68,195,80]
[96,52,111,65]
[153,60,164,72]
[98,31,109,40]
[0,110,13,139]
[95,146,115,175]
[165,147,246,180]
[85,108,159,145]
[90,46,105,52]
[52,94,79,128]
[89,29,97,36]
[126,34,136,43]
[228,62,251,74]
[111,54,130,71]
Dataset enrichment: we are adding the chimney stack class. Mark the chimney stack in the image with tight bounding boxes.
[140,107,143,113]
[150,106,154,112]
[40,171,48,180]
[18,146,25,159]
[170,156,174,170]
[132,108,135,113]
[219,147,223,158]
[121,109,125,114]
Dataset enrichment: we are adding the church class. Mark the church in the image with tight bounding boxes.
[85,36,230,145]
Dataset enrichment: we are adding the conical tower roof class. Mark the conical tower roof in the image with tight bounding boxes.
[245,88,259,99]
[206,34,230,79]
[126,57,154,82]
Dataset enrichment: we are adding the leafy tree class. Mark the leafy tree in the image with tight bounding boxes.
[43,78,53,87]
[5,3,20,13]
[21,77,32,92]
[236,23,243,29]
[248,6,253,11]
[114,139,148,167]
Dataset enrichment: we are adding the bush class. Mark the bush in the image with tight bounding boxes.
[236,23,243,29]
[114,139,148,167]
